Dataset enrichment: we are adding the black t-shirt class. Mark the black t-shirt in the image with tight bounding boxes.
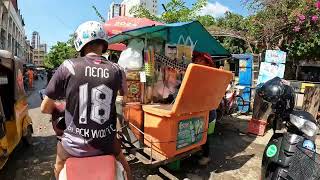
[45,55,124,157]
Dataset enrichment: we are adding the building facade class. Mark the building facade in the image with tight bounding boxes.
[0,0,27,59]
[31,31,40,49]
[25,40,33,64]
[108,2,121,20]
[120,0,158,17]
[33,43,47,66]
[30,31,47,66]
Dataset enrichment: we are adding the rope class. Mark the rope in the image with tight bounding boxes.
[118,119,208,144]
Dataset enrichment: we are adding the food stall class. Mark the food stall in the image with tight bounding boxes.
[108,21,232,165]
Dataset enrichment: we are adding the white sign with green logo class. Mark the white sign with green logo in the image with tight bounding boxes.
[266,144,278,158]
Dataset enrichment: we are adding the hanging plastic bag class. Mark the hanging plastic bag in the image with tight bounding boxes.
[118,39,144,70]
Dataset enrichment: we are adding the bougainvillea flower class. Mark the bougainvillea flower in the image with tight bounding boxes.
[293,26,301,32]
[311,15,318,22]
[316,1,320,9]
[298,15,306,21]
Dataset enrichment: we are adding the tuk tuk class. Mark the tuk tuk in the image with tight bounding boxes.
[0,50,33,169]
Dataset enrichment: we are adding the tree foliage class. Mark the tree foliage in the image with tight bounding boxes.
[243,0,320,60]
[129,0,320,60]
[129,0,208,23]
[44,36,77,69]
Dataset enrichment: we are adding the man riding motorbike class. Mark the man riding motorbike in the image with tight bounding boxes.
[40,21,131,180]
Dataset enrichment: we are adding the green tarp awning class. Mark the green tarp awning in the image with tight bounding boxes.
[108,21,230,57]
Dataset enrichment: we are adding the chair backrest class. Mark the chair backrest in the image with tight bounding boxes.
[172,63,233,115]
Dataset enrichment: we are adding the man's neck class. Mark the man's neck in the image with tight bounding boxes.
[86,52,101,56]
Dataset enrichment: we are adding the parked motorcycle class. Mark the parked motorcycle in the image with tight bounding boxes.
[39,90,126,180]
[258,77,320,180]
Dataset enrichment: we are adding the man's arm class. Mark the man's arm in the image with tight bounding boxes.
[41,63,67,114]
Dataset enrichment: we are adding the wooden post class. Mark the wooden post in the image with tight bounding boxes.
[302,86,320,122]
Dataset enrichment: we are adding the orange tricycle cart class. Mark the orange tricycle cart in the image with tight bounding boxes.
[109,21,232,176]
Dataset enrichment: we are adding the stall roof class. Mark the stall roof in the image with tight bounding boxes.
[108,21,231,57]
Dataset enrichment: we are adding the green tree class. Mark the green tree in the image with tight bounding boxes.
[129,0,209,24]
[207,12,256,53]
[129,5,161,21]
[44,38,77,69]
[244,0,320,60]
[196,15,216,27]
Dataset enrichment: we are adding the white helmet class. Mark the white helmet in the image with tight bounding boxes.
[74,21,108,52]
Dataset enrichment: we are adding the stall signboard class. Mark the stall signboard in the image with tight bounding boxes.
[176,117,204,149]
[257,62,286,84]
[265,50,287,64]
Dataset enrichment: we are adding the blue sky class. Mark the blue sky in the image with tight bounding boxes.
[18,0,248,49]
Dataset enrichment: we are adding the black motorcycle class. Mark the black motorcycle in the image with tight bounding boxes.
[259,77,320,180]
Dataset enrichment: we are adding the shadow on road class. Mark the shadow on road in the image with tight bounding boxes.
[171,116,262,179]
[0,135,57,180]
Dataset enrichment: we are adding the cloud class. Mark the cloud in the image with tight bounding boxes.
[199,2,230,17]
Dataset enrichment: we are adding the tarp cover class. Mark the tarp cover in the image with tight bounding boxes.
[108,21,230,57]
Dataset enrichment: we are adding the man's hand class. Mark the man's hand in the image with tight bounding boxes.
[40,96,56,114]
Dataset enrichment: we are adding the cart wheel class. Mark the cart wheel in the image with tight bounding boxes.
[23,125,33,146]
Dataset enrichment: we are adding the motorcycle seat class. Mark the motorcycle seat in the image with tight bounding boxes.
[65,155,116,180]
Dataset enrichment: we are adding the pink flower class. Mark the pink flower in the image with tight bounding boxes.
[311,15,318,22]
[298,15,306,21]
[316,1,320,9]
[293,26,301,32]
